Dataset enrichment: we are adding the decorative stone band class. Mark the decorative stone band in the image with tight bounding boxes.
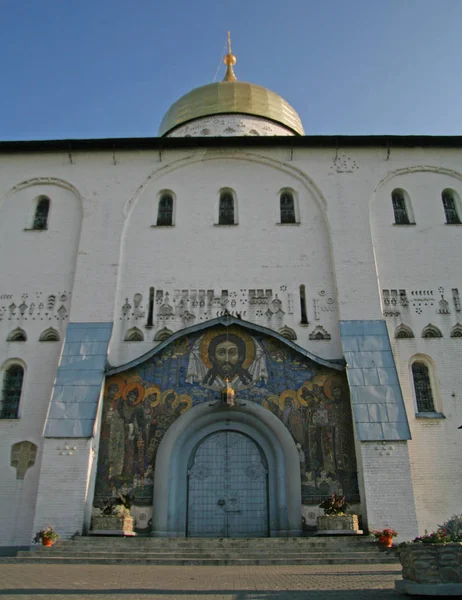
[340,320,411,441]
[44,323,113,438]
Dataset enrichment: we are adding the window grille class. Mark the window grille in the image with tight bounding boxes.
[1,365,24,419]
[33,197,50,230]
[219,192,235,225]
[392,191,410,225]
[442,191,461,224]
[157,194,173,226]
[280,192,296,223]
[412,362,435,412]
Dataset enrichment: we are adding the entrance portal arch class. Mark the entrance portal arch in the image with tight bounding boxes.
[152,400,301,537]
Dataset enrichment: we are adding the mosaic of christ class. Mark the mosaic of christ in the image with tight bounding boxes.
[186,329,268,391]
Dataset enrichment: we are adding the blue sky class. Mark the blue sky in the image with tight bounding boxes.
[0,0,460,140]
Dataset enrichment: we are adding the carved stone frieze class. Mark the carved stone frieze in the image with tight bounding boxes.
[119,285,338,343]
[0,291,71,322]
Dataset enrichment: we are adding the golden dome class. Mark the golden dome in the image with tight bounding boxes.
[159,81,304,136]
[159,34,304,137]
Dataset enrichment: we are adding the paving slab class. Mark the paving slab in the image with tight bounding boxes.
[0,563,404,600]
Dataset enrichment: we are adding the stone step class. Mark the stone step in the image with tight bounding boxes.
[0,556,399,566]
[66,537,374,547]
[5,536,398,566]
[19,550,387,559]
[44,544,379,554]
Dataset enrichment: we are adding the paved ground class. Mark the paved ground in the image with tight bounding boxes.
[0,563,405,600]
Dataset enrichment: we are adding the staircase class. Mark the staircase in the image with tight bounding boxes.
[2,536,398,566]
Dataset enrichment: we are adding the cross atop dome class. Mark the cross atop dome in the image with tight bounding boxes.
[223,31,237,82]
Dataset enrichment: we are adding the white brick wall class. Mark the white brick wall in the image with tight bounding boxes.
[359,441,418,541]
[0,143,461,543]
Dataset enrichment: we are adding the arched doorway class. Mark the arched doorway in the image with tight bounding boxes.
[152,400,302,538]
[187,431,269,537]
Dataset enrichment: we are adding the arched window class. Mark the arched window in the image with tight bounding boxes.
[218,191,235,225]
[156,193,174,226]
[1,364,24,419]
[412,361,435,412]
[280,192,296,224]
[391,189,411,225]
[32,196,50,230]
[442,189,461,224]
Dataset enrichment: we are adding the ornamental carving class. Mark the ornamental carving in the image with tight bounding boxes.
[10,441,38,480]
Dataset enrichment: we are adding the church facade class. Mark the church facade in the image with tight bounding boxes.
[1,49,462,546]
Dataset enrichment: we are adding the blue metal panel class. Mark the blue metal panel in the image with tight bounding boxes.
[59,355,107,371]
[361,321,388,336]
[44,322,112,439]
[358,336,390,352]
[342,337,359,352]
[49,401,97,420]
[45,419,94,438]
[368,403,389,423]
[347,368,365,386]
[381,422,410,440]
[353,404,370,422]
[68,385,102,404]
[340,319,411,441]
[377,367,399,385]
[55,369,105,386]
[386,402,408,422]
[339,321,360,337]
[362,368,380,386]
[356,422,384,440]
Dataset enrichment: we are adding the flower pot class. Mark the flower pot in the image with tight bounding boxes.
[91,515,135,536]
[316,514,362,535]
[380,536,393,548]
[396,543,462,595]
[42,538,54,547]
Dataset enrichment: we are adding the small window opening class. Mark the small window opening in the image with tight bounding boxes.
[1,364,24,419]
[412,362,435,412]
[392,190,410,225]
[280,192,296,224]
[218,192,235,225]
[442,190,461,224]
[33,197,50,230]
[157,194,173,226]
[300,284,308,325]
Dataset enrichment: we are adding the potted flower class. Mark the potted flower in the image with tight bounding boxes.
[316,493,361,535]
[91,493,136,536]
[371,527,398,548]
[33,524,59,547]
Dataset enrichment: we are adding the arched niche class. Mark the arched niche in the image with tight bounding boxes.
[152,400,301,537]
